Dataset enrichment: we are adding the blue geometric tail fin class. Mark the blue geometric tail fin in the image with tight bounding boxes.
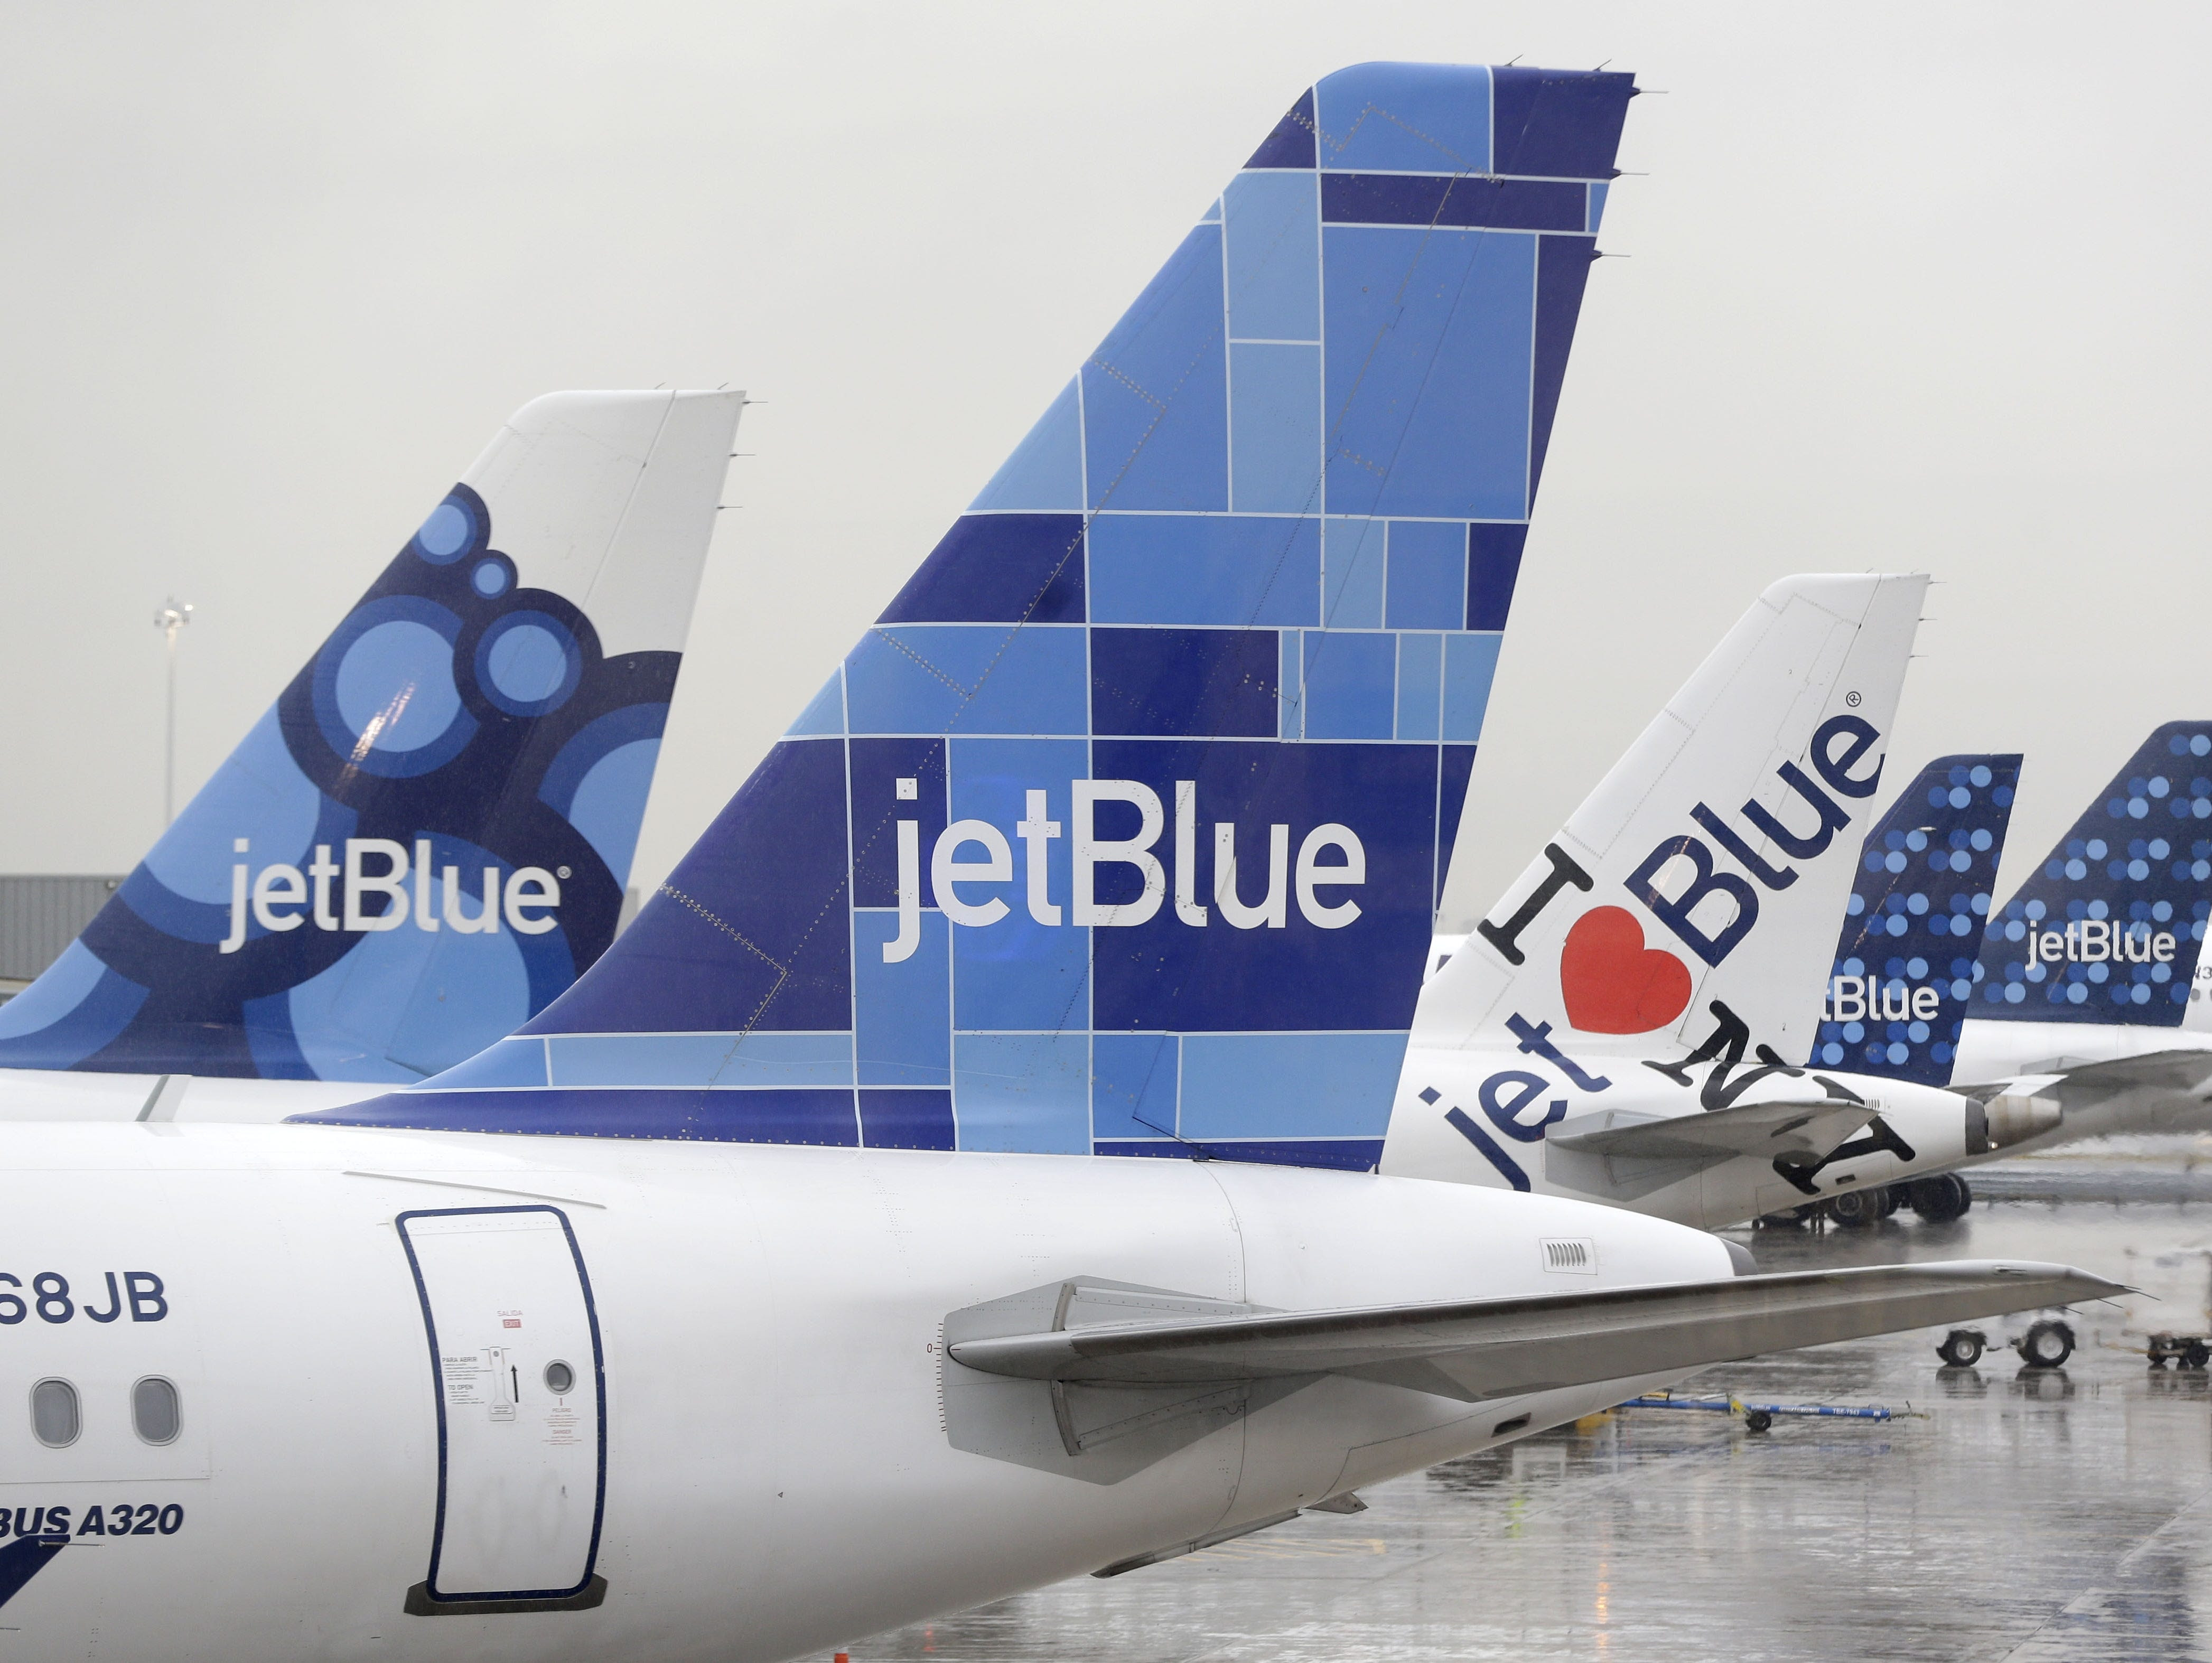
[310,63,1639,1168]
[0,390,741,1082]
[1809,754,2021,1085]
[1976,723,2212,1028]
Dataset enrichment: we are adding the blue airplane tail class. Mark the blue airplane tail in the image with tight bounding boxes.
[1809,755,2020,1086]
[1976,723,2212,1026]
[0,391,742,1081]
[306,63,1639,1162]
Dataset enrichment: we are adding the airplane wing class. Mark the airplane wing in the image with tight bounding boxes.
[1546,1097,1875,1163]
[947,1260,2121,1405]
[2030,1050,2212,1097]
[1950,1050,2212,1140]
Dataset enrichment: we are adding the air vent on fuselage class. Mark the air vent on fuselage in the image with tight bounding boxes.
[1541,1237,1597,1274]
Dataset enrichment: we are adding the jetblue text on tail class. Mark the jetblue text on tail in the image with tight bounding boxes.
[220,839,563,951]
[880,779,1362,960]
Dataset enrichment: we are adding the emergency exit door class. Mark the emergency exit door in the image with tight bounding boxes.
[397,1206,606,1610]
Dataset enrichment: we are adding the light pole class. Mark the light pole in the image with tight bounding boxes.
[154,597,193,826]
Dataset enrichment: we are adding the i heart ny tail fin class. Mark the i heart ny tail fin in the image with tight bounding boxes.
[0,391,741,1083]
[1416,574,1929,1059]
[303,63,1639,1169]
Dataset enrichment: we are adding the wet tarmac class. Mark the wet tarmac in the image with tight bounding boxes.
[863,1145,2212,1661]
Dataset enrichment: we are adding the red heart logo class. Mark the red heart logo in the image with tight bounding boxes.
[1559,907,1693,1034]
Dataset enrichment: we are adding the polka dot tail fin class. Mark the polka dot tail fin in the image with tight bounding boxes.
[1973,723,2212,1035]
[1812,753,2021,1085]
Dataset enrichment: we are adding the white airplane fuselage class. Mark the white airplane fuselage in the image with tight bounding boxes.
[0,1122,1727,1663]
[0,1067,367,1123]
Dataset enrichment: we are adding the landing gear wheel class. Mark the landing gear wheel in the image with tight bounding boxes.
[1937,1329,1986,1367]
[1827,1190,1881,1229]
[2184,1340,2209,1371]
[1878,1185,1904,1218]
[1744,1409,1774,1433]
[2019,1320,2076,1369]
[1908,1173,1973,1222]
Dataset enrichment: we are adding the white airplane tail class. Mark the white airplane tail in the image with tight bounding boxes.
[1416,574,1928,1060]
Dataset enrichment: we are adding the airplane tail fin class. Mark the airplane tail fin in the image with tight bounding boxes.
[0,390,741,1081]
[1810,754,2020,1085]
[305,63,1639,1166]
[1975,723,2212,1027]
[1414,574,1929,1061]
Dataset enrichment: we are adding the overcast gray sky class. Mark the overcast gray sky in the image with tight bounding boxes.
[3,2,2206,931]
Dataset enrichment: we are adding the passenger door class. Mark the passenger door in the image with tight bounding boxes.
[396,1206,605,1610]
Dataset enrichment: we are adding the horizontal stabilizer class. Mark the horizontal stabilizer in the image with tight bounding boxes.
[1958,1049,2212,1110]
[2033,1049,2212,1095]
[1547,1097,1873,1163]
[948,1260,2121,1405]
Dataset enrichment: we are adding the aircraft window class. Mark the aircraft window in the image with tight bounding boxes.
[132,1376,181,1445]
[543,1360,575,1396]
[31,1378,79,1447]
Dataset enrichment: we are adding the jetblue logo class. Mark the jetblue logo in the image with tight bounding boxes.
[881,777,1366,963]
[1623,715,1886,967]
[1825,976,1942,1023]
[220,838,561,954]
[2026,919,2177,969]
[1470,713,1884,1038]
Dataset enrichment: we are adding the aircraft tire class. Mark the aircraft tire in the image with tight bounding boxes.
[2019,1320,2076,1370]
[1827,1190,1880,1229]
[1937,1329,1985,1367]
[1908,1173,1973,1222]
